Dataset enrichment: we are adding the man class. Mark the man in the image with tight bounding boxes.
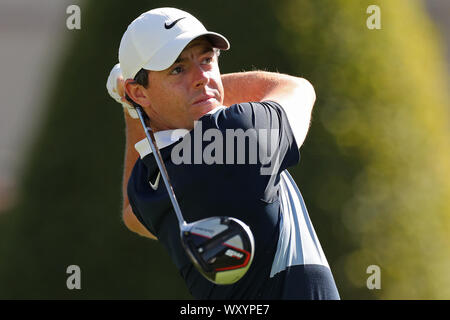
[107,7,340,299]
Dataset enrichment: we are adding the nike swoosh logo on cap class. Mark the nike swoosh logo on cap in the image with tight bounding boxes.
[164,17,185,29]
[149,172,161,191]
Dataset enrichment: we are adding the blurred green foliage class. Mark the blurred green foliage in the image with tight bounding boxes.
[276,0,450,299]
[0,0,449,299]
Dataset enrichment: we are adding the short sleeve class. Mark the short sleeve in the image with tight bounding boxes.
[127,158,158,236]
[210,101,300,176]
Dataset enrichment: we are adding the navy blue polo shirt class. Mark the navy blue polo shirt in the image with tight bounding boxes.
[127,101,340,299]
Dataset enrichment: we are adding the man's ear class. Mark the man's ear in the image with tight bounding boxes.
[124,79,150,107]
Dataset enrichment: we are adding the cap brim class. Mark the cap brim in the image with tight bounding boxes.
[143,31,230,71]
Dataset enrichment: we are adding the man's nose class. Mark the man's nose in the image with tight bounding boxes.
[192,63,209,88]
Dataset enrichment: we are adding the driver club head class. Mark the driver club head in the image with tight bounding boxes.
[180,217,255,285]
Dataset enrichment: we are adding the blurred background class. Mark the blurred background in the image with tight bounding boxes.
[0,0,449,299]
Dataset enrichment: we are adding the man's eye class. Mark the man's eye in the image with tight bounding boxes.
[202,56,213,64]
[171,66,183,75]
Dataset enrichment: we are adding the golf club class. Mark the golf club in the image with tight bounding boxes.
[135,106,255,285]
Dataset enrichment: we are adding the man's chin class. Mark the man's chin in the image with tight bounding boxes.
[191,100,221,119]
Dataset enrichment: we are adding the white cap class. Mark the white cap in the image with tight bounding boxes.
[119,7,230,80]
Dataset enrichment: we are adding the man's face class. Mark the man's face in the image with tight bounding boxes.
[139,38,224,131]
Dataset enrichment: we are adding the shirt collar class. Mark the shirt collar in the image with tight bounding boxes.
[134,106,227,159]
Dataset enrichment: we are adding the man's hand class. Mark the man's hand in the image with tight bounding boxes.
[106,63,139,119]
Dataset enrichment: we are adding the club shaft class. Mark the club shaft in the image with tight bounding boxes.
[136,106,187,227]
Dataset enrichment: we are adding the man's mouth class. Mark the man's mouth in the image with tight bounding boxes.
[192,94,216,105]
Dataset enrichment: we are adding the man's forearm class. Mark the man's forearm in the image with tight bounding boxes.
[121,110,158,239]
[221,70,315,148]
[221,71,299,106]
[122,110,145,210]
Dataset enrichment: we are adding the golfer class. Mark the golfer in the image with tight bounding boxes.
[107,7,340,299]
